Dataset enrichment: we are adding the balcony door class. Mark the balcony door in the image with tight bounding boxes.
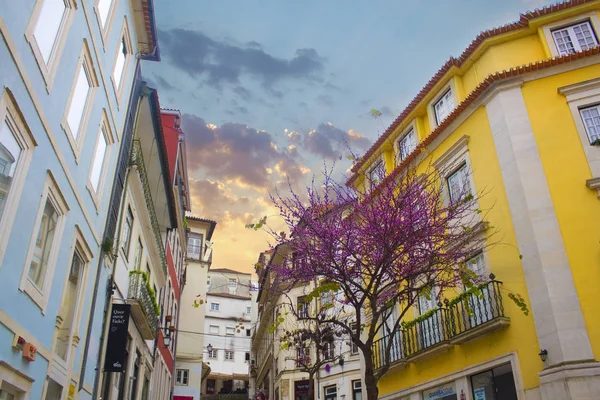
[466,254,494,327]
[418,294,443,349]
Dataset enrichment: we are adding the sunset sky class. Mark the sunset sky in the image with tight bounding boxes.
[144,0,555,274]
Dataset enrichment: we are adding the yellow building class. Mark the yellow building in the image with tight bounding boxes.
[346,1,600,399]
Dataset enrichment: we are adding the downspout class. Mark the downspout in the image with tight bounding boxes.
[79,61,141,395]
[90,89,144,399]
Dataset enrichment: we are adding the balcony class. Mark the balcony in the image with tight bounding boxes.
[127,272,159,340]
[373,277,509,369]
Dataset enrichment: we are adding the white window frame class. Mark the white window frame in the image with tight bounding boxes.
[542,12,600,58]
[210,302,220,311]
[246,305,252,315]
[225,350,235,361]
[25,0,77,91]
[579,104,600,144]
[433,88,456,126]
[208,349,218,359]
[446,163,471,204]
[366,156,385,189]
[432,135,477,206]
[558,78,600,185]
[87,110,115,208]
[0,90,37,269]
[226,326,235,336]
[209,325,219,334]
[350,322,359,354]
[551,21,598,56]
[94,0,119,46]
[175,369,189,386]
[396,124,418,164]
[111,19,133,105]
[61,41,99,161]
[427,78,459,129]
[19,172,69,312]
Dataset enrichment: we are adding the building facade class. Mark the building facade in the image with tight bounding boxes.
[346,1,600,399]
[252,247,362,400]
[0,0,159,398]
[202,268,255,400]
[174,215,218,400]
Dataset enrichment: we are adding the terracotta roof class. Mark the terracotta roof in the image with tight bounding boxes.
[210,267,252,275]
[347,0,598,184]
[208,292,252,300]
[362,47,600,191]
[140,0,160,61]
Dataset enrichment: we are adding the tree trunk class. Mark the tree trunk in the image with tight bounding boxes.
[362,349,380,400]
[307,372,315,400]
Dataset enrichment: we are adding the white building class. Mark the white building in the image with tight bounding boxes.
[202,268,256,398]
[174,215,217,400]
[252,246,362,400]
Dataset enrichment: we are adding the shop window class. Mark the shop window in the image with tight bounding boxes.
[471,363,518,400]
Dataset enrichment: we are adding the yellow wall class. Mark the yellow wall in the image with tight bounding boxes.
[377,107,542,396]
[521,64,600,360]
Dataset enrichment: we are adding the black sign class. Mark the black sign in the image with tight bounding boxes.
[104,303,131,372]
[295,380,310,394]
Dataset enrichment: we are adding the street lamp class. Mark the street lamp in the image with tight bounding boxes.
[207,343,213,353]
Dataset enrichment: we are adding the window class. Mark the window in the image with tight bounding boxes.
[175,369,189,386]
[88,116,114,199]
[96,0,115,29]
[134,238,143,270]
[54,240,89,361]
[296,348,310,367]
[350,322,359,354]
[208,349,218,359]
[62,43,98,155]
[246,305,252,315]
[210,302,220,311]
[26,0,76,86]
[113,37,128,91]
[434,89,455,125]
[44,378,63,400]
[367,159,385,187]
[298,297,309,319]
[209,325,219,334]
[21,174,68,309]
[187,234,202,260]
[397,128,417,162]
[467,253,485,278]
[552,21,598,56]
[322,342,334,360]
[226,327,235,336]
[352,380,362,400]
[246,329,251,337]
[122,207,133,259]
[0,92,36,267]
[470,363,518,400]
[324,385,337,400]
[580,105,600,144]
[446,163,470,203]
[225,350,235,361]
[229,278,237,287]
[245,352,250,361]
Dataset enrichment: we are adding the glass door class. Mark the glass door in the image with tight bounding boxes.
[471,363,518,400]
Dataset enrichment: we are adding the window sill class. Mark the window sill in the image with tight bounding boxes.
[20,280,47,314]
[586,177,600,199]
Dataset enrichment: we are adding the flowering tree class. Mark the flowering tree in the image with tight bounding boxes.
[254,163,522,400]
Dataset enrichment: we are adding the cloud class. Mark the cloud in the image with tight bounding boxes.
[159,28,325,87]
[300,122,371,160]
[182,114,306,189]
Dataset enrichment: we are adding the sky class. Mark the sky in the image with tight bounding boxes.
[143,0,556,274]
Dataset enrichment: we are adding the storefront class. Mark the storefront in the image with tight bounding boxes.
[295,380,310,400]
[392,358,520,400]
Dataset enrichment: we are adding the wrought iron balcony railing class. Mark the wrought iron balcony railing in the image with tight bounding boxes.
[128,272,159,339]
[130,140,168,276]
[373,277,508,369]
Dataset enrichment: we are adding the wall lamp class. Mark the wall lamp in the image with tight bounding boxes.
[538,349,548,362]
[207,343,213,353]
[162,325,176,347]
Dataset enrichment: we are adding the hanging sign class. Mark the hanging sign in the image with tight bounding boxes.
[104,303,131,372]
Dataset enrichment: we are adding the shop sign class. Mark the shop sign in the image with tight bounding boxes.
[423,382,456,399]
[104,304,131,372]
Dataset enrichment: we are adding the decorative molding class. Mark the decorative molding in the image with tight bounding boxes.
[432,135,470,170]
[558,77,600,97]
[0,360,35,382]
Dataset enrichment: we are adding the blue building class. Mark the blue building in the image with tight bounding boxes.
[0,0,159,398]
